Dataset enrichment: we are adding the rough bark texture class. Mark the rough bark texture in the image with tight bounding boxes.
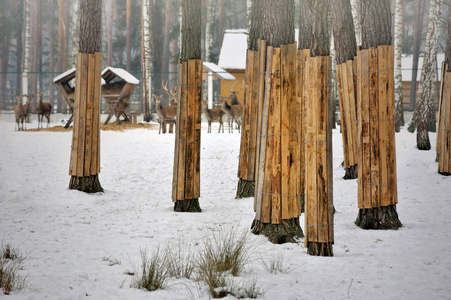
[355,205,402,229]
[311,0,330,56]
[298,0,313,50]
[180,0,202,61]
[409,0,425,111]
[307,242,333,256]
[332,0,357,64]
[174,199,202,213]
[360,0,392,50]
[251,218,303,244]
[248,0,262,51]
[236,179,255,199]
[126,0,131,71]
[69,0,103,193]
[344,164,358,179]
[394,0,404,132]
[260,0,294,48]
[57,0,66,113]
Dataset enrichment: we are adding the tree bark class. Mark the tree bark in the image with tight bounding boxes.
[49,0,55,108]
[107,0,115,66]
[57,0,67,113]
[298,0,313,50]
[15,0,24,97]
[394,0,404,132]
[126,0,131,71]
[141,0,152,122]
[409,0,425,111]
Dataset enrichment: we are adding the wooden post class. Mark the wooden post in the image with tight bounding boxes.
[172,59,203,211]
[355,46,402,229]
[438,71,451,175]
[304,56,334,256]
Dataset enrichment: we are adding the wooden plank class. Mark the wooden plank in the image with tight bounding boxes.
[281,45,290,220]
[176,62,188,201]
[238,49,252,180]
[172,63,182,201]
[193,59,202,199]
[69,53,82,176]
[369,48,380,208]
[76,53,89,177]
[84,54,95,176]
[326,57,334,243]
[356,51,364,208]
[305,56,318,246]
[378,46,390,206]
[361,49,371,208]
[92,52,102,175]
[299,49,310,216]
[436,62,446,158]
[337,64,350,167]
[255,40,267,218]
[185,59,197,200]
[346,60,358,166]
[295,49,304,216]
[270,48,282,224]
[249,48,260,181]
[440,72,451,173]
[386,46,397,205]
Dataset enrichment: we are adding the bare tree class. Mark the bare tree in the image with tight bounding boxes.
[141,0,152,122]
[394,0,404,132]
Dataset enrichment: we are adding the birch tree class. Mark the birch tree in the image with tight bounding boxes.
[411,0,442,150]
[142,0,152,122]
[205,0,215,62]
[70,0,80,68]
[394,0,404,132]
[58,0,67,112]
[350,0,362,46]
[23,0,31,99]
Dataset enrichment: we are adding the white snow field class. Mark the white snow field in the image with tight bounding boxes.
[1,119,450,299]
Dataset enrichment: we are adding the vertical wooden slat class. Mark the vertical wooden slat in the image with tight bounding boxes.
[337,64,350,167]
[386,46,397,205]
[69,53,82,176]
[249,49,260,181]
[436,62,446,158]
[76,53,89,177]
[361,50,371,208]
[281,45,290,220]
[239,50,252,180]
[260,46,274,223]
[346,60,358,166]
[93,52,102,175]
[327,57,334,243]
[378,46,390,206]
[195,60,202,199]
[356,51,363,208]
[84,54,95,176]
[270,48,281,224]
[369,48,380,208]
[440,72,451,173]
[172,63,183,201]
[176,62,188,201]
[305,56,318,246]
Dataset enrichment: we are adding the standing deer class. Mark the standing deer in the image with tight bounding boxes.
[154,94,177,134]
[162,80,178,105]
[21,94,33,130]
[14,95,24,131]
[202,100,225,133]
[220,96,243,133]
[36,91,52,128]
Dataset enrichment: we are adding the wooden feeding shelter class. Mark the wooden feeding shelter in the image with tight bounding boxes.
[53,68,76,128]
[101,67,140,125]
[202,62,235,108]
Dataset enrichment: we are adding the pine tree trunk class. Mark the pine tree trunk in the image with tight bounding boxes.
[49,0,55,108]
[162,0,172,83]
[23,0,30,99]
[298,0,313,50]
[409,0,425,113]
[69,0,103,193]
[15,0,23,97]
[126,0,131,71]
[394,0,404,132]
[30,0,38,110]
[142,0,152,122]
[70,0,80,68]
[58,0,67,113]
[350,0,362,46]
[107,0,115,66]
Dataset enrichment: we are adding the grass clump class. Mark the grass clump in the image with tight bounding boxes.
[131,248,168,292]
[261,252,292,274]
[164,241,195,279]
[1,242,26,295]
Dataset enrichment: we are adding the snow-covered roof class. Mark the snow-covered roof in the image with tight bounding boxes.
[203,62,236,80]
[53,68,76,83]
[401,53,445,82]
[101,67,140,85]
[218,29,300,70]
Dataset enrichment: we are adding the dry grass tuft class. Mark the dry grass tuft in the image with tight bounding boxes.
[0,242,26,295]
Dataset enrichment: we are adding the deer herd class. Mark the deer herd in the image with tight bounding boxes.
[13,80,244,134]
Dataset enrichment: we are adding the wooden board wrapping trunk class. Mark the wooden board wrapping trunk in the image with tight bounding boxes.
[438,71,451,174]
[356,46,398,209]
[337,60,358,169]
[254,43,301,223]
[172,59,203,202]
[69,52,102,177]
[304,56,334,247]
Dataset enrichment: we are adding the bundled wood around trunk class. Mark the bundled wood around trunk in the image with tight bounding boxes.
[237,40,266,198]
[355,46,401,229]
[297,49,310,212]
[437,66,451,175]
[252,42,303,243]
[336,60,359,179]
[304,56,334,256]
[172,59,202,212]
[69,52,103,193]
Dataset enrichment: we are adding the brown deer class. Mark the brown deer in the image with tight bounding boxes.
[36,91,52,128]
[14,95,24,131]
[21,94,33,130]
[162,81,178,105]
[154,94,177,134]
[228,79,245,105]
[202,100,225,133]
[220,96,243,133]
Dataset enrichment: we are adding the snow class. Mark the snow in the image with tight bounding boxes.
[1,119,451,299]
[203,62,236,81]
[102,67,140,85]
[52,68,76,83]
[401,53,445,81]
[218,30,248,70]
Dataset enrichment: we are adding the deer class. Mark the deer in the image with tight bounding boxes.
[202,100,225,133]
[21,94,33,130]
[36,91,52,128]
[220,96,243,133]
[14,95,24,131]
[154,94,177,134]
[228,79,245,106]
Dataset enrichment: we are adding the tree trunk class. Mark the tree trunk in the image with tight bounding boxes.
[409,0,425,112]
[356,0,401,230]
[415,0,442,150]
[126,0,131,71]
[70,0,80,68]
[205,0,216,62]
[251,0,304,245]
[162,0,172,84]
[58,0,67,113]
[49,0,55,109]
[350,0,362,46]
[0,4,12,112]
[69,0,103,193]
[394,0,404,132]
[152,1,164,97]
[332,0,359,180]
[107,0,115,66]
[142,0,152,122]
[172,0,202,212]
[298,0,313,50]
[30,0,39,110]
[15,0,24,96]
[23,0,30,100]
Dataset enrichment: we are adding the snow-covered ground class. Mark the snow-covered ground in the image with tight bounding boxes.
[1,119,450,299]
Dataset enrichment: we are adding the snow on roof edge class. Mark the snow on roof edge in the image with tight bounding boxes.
[102,67,140,85]
[53,68,76,83]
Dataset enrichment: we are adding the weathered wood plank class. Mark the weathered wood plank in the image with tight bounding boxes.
[69,53,82,176]
[356,51,364,208]
[281,45,290,220]
[172,63,183,201]
[346,60,358,166]
[239,49,252,180]
[84,54,95,176]
[193,59,202,199]
[91,52,102,175]
[369,48,380,208]
[176,62,188,201]
[249,48,260,181]
[360,49,371,208]
[76,53,89,177]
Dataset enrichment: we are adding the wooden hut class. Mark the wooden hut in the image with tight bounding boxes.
[202,62,235,108]
[53,68,77,128]
[101,67,140,125]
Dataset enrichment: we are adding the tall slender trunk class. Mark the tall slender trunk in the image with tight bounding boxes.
[23,0,31,101]
[141,0,152,122]
[394,0,404,132]
[30,0,38,111]
[350,0,362,46]
[126,0,131,71]
[15,0,24,96]
[409,0,425,111]
[70,0,80,68]
[58,0,67,113]
[162,0,172,86]
[107,0,115,66]
[49,0,55,108]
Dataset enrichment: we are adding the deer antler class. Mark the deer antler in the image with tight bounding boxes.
[230,79,245,94]
[162,81,177,97]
